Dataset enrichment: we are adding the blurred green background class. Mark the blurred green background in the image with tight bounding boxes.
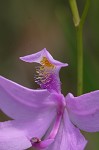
[0,0,99,149]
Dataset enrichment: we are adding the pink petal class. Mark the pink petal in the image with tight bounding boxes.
[20,49,68,93]
[0,76,55,120]
[66,91,99,132]
[0,121,31,150]
[20,48,68,67]
[0,110,56,150]
[45,110,87,150]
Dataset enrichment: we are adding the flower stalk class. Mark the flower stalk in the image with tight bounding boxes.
[69,0,90,95]
[76,25,83,96]
[68,0,80,27]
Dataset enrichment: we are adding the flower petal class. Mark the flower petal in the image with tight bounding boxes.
[66,91,99,132]
[20,48,68,93]
[0,121,32,150]
[0,109,56,150]
[20,48,68,67]
[45,110,87,150]
[0,76,55,120]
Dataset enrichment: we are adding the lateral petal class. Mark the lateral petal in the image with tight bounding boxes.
[0,109,56,150]
[0,76,55,120]
[66,91,99,132]
[0,121,31,150]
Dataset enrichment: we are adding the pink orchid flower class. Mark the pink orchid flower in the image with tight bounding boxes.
[0,48,99,150]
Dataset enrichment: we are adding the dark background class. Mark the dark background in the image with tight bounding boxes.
[0,0,99,149]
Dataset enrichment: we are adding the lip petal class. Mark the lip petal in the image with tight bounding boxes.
[20,48,68,93]
[0,49,68,96]
[20,48,68,68]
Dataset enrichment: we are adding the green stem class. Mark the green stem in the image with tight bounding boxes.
[68,0,90,95]
[69,0,80,26]
[77,0,90,95]
[80,0,90,28]
[77,25,83,95]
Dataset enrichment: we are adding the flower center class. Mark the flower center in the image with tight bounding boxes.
[34,57,61,92]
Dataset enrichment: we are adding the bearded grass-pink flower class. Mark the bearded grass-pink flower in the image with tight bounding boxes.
[0,48,99,150]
